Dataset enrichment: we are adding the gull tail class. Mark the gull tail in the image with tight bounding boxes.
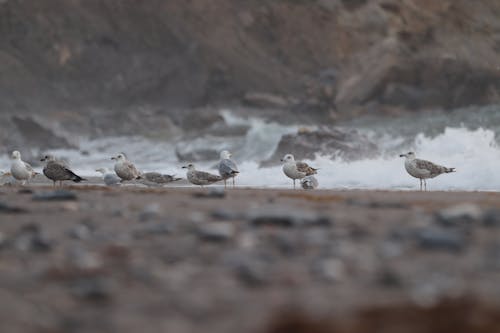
[445,167,456,173]
[71,174,87,183]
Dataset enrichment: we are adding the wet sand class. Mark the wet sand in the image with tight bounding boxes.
[1,185,500,332]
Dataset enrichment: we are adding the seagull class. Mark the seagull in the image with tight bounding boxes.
[40,155,86,187]
[95,168,121,186]
[182,163,222,187]
[400,152,455,191]
[10,151,38,185]
[140,172,182,187]
[111,153,141,182]
[281,154,318,189]
[218,150,239,188]
[301,175,319,190]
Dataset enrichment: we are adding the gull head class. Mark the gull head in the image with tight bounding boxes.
[40,155,56,162]
[95,168,109,175]
[112,153,126,162]
[11,151,21,160]
[280,154,295,163]
[220,150,232,160]
[399,151,416,159]
[182,163,196,171]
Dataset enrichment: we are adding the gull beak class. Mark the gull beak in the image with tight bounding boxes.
[111,157,116,160]
[40,157,45,162]
[280,159,284,162]
[182,166,187,169]
[399,154,405,157]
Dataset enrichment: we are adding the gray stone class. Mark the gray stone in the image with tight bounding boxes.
[193,188,226,199]
[33,190,77,201]
[415,228,465,252]
[435,204,482,227]
[132,222,174,238]
[13,224,53,252]
[197,222,235,242]
[0,201,27,214]
[249,208,331,227]
[70,277,113,301]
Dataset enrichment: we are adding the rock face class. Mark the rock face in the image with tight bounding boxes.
[262,127,379,166]
[0,0,499,147]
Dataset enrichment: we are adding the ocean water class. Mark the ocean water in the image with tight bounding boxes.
[1,106,500,191]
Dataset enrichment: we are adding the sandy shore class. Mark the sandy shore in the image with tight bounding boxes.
[1,185,500,332]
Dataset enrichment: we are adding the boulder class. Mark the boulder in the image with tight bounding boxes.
[261,127,379,166]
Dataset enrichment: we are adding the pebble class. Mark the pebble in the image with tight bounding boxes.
[482,209,500,227]
[138,203,161,222]
[435,204,482,227]
[0,201,26,214]
[70,277,113,301]
[13,224,53,252]
[197,222,235,242]
[312,258,345,282]
[67,222,95,240]
[193,188,226,199]
[224,253,269,287]
[33,190,77,201]
[249,208,331,227]
[132,222,174,238]
[415,228,465,252]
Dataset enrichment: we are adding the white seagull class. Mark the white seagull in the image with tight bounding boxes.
[182,163,222,187]
[96,167,121,186]
[400,152,455,191]
[111,153,141,182]
[10,151,38,185]
[281,154,318,189]
[218,150,239,188]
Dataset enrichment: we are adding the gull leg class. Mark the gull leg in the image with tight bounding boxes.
[424,179,427,191]
[419,179,422,191]
[53,181,56,188]
[224,179,227,189]
[232,177,235,188]
[293,179,296,189]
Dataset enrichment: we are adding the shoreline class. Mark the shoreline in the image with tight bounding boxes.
[1,186,500,332]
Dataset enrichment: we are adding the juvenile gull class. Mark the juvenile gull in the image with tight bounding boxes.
[96,168,121,186]
[10,151,38,185]
[301,175,319,190]
[218,150,239,188]
[111,153,141,182]
[41,155,86,187]
[400,152,455,191]
[182,163,222,187]
[140,172,182,187]
[281,154,318,189]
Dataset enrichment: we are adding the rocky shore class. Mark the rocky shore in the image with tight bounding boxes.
[1,185,500,332]
[1,0,500,153]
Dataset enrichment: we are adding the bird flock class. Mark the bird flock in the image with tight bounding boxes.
[3,149,455,191]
